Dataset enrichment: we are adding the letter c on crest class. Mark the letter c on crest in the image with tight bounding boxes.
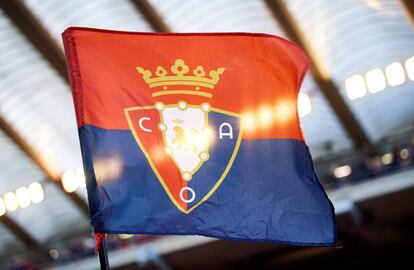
[139,117,152,132]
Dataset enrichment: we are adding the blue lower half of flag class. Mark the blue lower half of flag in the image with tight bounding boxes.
[79,125,335,246]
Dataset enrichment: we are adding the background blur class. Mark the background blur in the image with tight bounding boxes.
[0,0,414,269]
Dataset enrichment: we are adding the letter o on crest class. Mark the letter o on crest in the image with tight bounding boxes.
[180,187,195,203]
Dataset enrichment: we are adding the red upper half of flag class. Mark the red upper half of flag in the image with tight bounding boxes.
[62,28,309,141]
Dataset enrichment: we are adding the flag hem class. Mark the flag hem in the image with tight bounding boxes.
[92,228,335,247]
[61,27,308,62]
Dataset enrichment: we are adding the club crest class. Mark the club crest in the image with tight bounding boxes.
[125,59,242,213]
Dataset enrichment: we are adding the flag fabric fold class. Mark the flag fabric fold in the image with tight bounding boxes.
[62,27,335,246]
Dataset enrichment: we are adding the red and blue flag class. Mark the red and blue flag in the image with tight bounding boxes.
[63,28,335,246]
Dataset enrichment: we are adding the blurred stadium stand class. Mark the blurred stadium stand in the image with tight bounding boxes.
[0,0,414,269]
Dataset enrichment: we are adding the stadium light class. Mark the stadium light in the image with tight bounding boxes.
[404,56,414,81]
[119,234,133,239]
[400,149,409,160]
[381,153,393,165]
[16,187,31,208]
[62,170,78,193]
[275,101,295,123]
[242,112,256,131]
[76,167,86,188]
[0,182,44,215]
[259,106,273,127]
[345,74,367,100]
[297,93,312,118]
[385,62,405,87]
[0,197,5,216]
[49,249,60,260]
[333,165,352,178]
[3,192,18,212]
[29,182,44,203]
[365,68,386,93]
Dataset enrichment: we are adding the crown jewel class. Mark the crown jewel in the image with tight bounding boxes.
[137,59,225,98]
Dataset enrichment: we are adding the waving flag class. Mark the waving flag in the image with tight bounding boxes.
[62,28,335,246]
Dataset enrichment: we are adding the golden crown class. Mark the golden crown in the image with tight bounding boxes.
[136,59,225,98]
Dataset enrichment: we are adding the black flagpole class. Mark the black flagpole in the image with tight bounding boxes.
[96,233,110,270]
[98,239,110,270]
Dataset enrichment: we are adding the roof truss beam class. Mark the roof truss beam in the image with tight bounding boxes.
[0,214,38,247]
[400,0,414,30]
[0,116,88,215]
[130,0,171,32]
[0,1,88,215]
[0,0,68,82]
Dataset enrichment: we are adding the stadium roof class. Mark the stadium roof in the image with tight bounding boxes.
[0,0,413,260]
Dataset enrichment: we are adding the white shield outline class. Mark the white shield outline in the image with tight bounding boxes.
[124,104,243,214]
